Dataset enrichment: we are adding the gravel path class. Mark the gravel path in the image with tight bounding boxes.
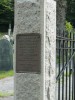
[0,96,13,100]
[0,77,14,92]
[0,77,14,100]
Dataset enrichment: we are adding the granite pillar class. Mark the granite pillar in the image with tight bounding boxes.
[14,0,56,100]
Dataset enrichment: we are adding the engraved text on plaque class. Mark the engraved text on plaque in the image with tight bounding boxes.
[16,33,41,73]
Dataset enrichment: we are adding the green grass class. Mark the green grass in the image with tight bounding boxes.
[0,91,14,98]
[0,70,14,79]
[0,32,8,39]
[0,32,4,38]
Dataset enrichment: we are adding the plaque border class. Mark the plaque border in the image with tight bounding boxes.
[16,33,41,74]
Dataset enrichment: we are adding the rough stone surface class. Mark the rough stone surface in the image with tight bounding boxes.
[45,0,56,100]
[15,73,41,100]
[14,0,41,100]
[0,39,13,70]
[14,0,56,100]
[14,0,40,34]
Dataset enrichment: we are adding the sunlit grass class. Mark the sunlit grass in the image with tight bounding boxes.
[0,91,14,97]
[0,70,14,79]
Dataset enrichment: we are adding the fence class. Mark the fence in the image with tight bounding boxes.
[56,31,75,100]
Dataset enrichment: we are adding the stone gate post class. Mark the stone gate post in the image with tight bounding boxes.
[14,0,56,100]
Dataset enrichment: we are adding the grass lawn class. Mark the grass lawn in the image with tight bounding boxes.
[0,91,14,97]
[0,70,14,79]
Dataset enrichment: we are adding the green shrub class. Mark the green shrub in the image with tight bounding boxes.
[65,21,73,33]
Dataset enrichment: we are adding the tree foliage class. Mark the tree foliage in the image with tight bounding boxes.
[0,0,14,25]
[66,21,73,33]
[66,0,75,27]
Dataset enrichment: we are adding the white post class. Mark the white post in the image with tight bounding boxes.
[8,23,11,37]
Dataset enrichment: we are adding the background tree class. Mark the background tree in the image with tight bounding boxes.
[0,0,14,32]
[66,0,75,27]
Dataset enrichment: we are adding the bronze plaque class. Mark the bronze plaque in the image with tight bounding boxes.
[16,33,41,73]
